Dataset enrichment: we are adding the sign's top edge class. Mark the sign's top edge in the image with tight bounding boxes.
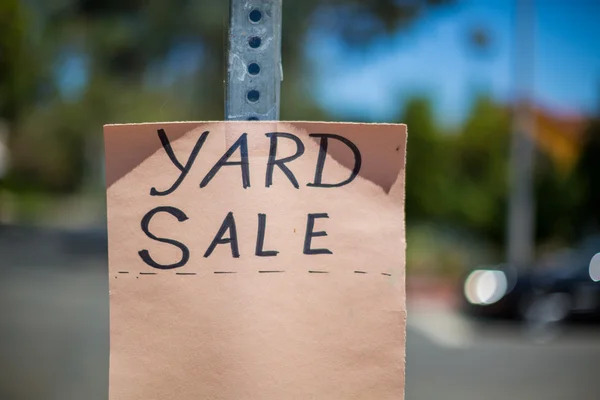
[104,121,407,128]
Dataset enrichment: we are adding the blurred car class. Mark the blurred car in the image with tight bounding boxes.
[461,254,600,324]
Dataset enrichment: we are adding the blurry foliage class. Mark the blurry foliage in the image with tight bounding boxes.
[404,95,509,245]
[576,117,600,231]
[450,96,510,243]
[406,223,496,278]
[0,0,38,123]
[403,93,596,254]
[1,0,450,193]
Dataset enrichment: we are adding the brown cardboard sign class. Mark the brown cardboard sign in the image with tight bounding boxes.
[104,121,407,400]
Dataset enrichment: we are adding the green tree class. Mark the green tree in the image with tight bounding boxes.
[450,96,510,243]
[403,96,451,222]
[0,0,37,125]
[572,116,600,234]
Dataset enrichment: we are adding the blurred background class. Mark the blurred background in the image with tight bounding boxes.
[1,0,600,399]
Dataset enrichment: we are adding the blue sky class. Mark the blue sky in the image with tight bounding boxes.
[307,0,600,124]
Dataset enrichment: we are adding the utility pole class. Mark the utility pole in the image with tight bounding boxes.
[507,0,536,269]
[226,0,283,121]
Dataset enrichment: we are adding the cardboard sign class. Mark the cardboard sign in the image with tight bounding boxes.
[104,121,407,400]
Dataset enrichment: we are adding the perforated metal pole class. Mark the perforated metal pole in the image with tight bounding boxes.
[226,0,282,121]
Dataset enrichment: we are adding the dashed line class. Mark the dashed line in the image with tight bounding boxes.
[115,271,393,276]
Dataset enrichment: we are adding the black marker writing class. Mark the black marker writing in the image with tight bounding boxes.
[303,213,332,255]
[265,132,305,189]
[204,211,240,258]
[307,133,362,188]
[255,213,278,256]
[138,206,190,269]
[150,129,209,196]
[200,133,250,189]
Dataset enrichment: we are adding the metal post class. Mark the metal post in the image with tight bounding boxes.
[226,0,282,121]
[507,0,536,269]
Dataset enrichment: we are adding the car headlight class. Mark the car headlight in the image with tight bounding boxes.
[464,269,508,305]
[589,253,600,282]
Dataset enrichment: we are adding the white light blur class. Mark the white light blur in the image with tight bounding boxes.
[589,253,600,282]
[464,270,508,305]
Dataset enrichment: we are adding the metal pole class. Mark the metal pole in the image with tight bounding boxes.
[507,0,536,269]
[226,0,282,121]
